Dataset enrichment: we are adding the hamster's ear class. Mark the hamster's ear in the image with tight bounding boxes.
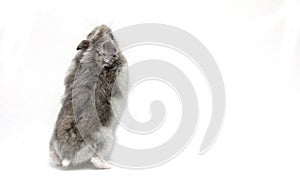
[76,40,90,50]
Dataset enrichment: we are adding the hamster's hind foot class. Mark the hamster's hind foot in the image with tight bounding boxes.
[91,157,111,169]
[61,159,71,167]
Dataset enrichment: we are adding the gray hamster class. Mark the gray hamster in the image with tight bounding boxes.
[49,25,127,169]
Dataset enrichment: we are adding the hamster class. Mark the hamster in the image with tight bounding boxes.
[49,25,127,169]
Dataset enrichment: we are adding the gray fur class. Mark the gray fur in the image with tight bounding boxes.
[49,25,127,168]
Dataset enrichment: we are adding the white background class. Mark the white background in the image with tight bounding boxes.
[0,0,300,189]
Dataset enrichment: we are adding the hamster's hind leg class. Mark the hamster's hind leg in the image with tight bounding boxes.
[50,148,62,166]
[90,135,114,169]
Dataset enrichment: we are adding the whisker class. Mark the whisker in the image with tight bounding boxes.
[109,19,115,30]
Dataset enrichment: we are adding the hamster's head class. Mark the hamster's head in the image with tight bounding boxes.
[87,25,112,43]
[77,25,119,65]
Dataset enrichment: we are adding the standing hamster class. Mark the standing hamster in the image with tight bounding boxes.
[49,25,127,169]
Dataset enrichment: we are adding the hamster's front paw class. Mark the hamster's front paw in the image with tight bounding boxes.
[91,157,111,169]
